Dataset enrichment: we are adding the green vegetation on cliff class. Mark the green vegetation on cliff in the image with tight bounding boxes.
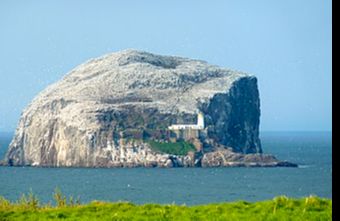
[0,194,332,221]
[147,140,196,156]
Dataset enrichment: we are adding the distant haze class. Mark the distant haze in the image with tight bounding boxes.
[0,0,332,132]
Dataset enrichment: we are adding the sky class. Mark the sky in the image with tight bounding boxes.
[0,0,332,132]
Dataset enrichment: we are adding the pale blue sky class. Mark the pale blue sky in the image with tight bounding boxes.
[0,0,332,131]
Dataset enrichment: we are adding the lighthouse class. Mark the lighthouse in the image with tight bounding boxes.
[196,112,204,129]
[168,112,205,130]
[167,111,205,145]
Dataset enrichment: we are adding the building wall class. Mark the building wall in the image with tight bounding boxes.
[168,112,205,145]
[171,128,199,141]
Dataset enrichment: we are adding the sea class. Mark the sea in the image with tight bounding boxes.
[0,131,332,205]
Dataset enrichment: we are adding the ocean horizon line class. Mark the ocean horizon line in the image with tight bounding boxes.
[0,130,332,134]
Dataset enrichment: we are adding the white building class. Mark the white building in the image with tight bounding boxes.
[168,112,205,130]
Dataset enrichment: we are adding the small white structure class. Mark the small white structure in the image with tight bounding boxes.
[168,112,204,130]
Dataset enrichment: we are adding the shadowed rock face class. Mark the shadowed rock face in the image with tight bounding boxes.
[4,49,267,167]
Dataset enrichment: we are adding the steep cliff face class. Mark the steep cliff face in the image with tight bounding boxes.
[4,49,267,167]
[200,77,261,154]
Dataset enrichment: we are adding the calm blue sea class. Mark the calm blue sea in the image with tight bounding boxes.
[0,131,332,205]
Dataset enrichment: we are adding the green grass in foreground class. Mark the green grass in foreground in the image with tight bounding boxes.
[0,193,332,221]
[147,140,196,156]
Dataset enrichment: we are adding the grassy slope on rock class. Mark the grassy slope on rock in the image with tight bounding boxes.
[0,195,332,221]
[147,140,196,156]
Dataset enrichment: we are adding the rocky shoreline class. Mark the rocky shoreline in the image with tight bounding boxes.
[1,140,297,168]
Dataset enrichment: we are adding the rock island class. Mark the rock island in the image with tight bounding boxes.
[3,50,297,168]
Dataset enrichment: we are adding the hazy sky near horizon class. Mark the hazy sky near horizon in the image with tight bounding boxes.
[0,0,332,132]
